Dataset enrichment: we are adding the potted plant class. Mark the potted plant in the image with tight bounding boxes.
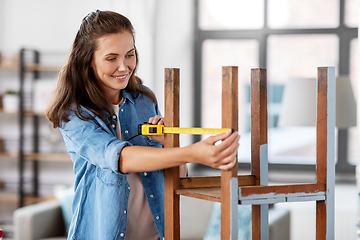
[3,89,19,113]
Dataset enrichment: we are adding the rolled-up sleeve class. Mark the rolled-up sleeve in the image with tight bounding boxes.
[60,113,132,174]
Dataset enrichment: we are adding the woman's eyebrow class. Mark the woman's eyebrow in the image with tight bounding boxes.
[105,53,119,57]
[104,48,135,57]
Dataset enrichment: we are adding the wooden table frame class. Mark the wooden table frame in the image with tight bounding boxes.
[163,67,335,240]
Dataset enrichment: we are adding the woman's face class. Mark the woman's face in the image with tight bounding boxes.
[91,31,136,104]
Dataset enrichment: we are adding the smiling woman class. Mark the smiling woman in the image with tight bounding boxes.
[45,9,240,240]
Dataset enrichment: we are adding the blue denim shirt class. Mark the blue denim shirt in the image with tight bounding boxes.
[60,88,164,240]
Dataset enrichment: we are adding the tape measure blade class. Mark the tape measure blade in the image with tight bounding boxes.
[163,127,230,135]
[163,127,181,134]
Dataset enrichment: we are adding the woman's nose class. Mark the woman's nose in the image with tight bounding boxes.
[117,59,127,71]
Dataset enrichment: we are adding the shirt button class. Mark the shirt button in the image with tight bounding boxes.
[128,186,130,190]
[111,124,115,128]
[125,130,129,134]
[150,194,154,198]
[112,115,116,119]
[156,216,159,220]
[143,172,147,176]
[124,210,127,214]
[121,109,124,112]
[120,233,124,237]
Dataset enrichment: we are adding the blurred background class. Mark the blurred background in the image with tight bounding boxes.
[0,0,359,239]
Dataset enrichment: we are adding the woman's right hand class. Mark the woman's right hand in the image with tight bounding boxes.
[186,130,240,171]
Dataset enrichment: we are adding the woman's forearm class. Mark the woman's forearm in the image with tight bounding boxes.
[119,130,240,174]
[119,146,191,173]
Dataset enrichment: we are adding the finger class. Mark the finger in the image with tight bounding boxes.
[206,129,233,145]
[148,115,160,124]
[158,118,165,125]
[154,115,163,124]
[218,157,237,171]
[218,153,237,170]
[216,140,239,164]
[149,117,156,124]
[213,132,239,152]
[152,116,164,125]
[218,140,239,160]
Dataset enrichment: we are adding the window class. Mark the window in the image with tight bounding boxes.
[195,0,358,176]
[199,0,264,30]
[345,0,360,27]
[267,34,339,82]
[268,0,339,28]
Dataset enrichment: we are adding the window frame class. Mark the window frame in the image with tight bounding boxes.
[193,0,358,178]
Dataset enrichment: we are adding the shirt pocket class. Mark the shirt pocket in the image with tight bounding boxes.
[96,168,123,187]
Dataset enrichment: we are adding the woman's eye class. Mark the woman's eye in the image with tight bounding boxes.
[107,58,116,62]
[126,54,134,58]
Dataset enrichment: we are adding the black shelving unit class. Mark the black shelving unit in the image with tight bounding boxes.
[14,48,72,207]
[18,48,40,207]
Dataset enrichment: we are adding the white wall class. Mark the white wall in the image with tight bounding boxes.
[154,0,195,146]
[1,0,111,51]
[0,0,195,196]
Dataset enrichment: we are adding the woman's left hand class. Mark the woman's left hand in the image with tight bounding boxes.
[147,115,165,146]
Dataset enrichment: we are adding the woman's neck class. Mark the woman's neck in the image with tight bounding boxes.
[109,91,122,105]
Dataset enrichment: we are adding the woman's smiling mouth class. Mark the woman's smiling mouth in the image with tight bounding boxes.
[112,74,128,80]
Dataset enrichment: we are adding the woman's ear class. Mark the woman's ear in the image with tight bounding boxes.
[90,58,94,69]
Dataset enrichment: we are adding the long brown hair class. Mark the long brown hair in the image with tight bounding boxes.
[46,10,156,128]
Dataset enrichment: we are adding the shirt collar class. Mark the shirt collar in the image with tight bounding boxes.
[122,89,135,105]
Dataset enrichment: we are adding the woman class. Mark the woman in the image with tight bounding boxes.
[46,10,239,240]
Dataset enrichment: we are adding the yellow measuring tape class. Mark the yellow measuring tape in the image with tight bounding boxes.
[138,124,232,135]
